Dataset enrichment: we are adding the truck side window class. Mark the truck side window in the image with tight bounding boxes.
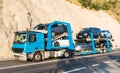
[29,34,36,42]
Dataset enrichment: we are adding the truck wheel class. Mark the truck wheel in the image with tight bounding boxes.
[63,50,71,58]
[33,52,42,62]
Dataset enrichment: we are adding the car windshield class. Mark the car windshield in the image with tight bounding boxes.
[13,33,27,44]
[81,28,88,31]
[89,28,101,33]
[102,30,110,33]
[34,23,49,30]
[79,28,88,33]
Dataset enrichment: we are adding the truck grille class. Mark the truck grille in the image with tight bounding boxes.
[12,48,23,53]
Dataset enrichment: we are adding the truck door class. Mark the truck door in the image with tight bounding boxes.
[27,33,37,52]
[26,33,44,53]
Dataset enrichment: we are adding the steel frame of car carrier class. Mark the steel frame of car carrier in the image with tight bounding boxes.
[74,31,112,55]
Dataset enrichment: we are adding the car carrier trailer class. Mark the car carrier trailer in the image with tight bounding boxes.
[12,20,112,61]
[74,31,112,55]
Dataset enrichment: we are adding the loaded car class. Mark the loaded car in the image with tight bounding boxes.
[100,30,112,39]
[51,24,67,35]
[75,43,91,52]
[99,41,113,48]
[33,24,46,30]
[53,39,70,46]
[52,36,70,46]
[76,27,101,40]
[33,23,67,36]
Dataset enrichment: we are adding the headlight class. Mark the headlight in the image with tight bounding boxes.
[84,33,87,36]
[75,46,82,51]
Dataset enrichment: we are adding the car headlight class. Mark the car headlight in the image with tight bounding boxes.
[84,33,87,36]
[75,46,82,51]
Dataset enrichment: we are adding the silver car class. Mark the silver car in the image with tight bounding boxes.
[101,30,112,39]
[75,43,91,51]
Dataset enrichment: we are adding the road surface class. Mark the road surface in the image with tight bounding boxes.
[0,50,120,73]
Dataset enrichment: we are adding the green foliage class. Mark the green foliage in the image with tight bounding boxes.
[102,1,111,10]
[115,12,120,16]
[92,3,101,10]
[78,0,118,10]
[79,0,91,8]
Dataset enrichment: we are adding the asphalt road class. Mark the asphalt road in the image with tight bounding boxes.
[0,50,120,73]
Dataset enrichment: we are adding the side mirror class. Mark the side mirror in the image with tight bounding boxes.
[112,39,114,41]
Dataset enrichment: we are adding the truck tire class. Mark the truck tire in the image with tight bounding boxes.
[63,50,71,58]
[33,52,42,62]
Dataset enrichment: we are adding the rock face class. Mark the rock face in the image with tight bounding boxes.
[0,0,120,59]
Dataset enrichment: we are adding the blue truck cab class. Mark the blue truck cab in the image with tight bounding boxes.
[12,30,45,61]
[12,21,74,61]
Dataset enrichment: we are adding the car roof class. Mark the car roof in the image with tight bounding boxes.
[89,27,101,29]
[102,30,110,32]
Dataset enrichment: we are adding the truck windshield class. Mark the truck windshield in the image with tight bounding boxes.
[13,33,27,44]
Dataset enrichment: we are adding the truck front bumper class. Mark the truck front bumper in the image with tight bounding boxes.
[13,53,27,61]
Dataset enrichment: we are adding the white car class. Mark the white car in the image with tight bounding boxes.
[53,40,70,46]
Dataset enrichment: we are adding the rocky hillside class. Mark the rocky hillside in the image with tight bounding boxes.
[68,0,120,23]
[0,0,120,59]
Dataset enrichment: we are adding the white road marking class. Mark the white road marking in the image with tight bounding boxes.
[0,58,81,70]
[104,61,111,64]
[64,67,86,73]
[0,50,119,70]
[0,55,99,70]
[104,59,119,64]
[92,64,100,67]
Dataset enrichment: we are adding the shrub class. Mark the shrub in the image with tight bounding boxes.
[78,0,118,10]
[116,12,120,16]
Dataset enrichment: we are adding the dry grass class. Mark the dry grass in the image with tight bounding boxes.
[66,0,81,6]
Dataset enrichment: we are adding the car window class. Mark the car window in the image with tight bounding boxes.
[79,28,88,33]
[52,24,59,27]
[37,25,45,30]
[91,28,101,33]
[107,31,110,33]
[102,30,110,33]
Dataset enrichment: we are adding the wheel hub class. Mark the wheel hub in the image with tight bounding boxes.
[35,54,40,60]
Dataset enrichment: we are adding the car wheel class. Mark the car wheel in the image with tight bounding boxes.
[103,45,107,53]
[110,35,112,39]
[104,34,106,38]
[76,36,79,39]
[33,52,42,62]
[54,42,60,46]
